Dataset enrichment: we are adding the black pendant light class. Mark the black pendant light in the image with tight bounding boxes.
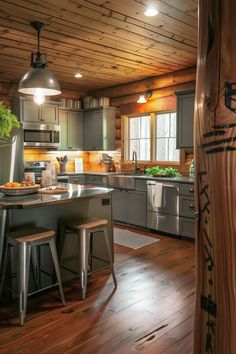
[18,22,61,105]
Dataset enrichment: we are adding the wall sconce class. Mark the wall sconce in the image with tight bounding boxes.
[137,90,153,104]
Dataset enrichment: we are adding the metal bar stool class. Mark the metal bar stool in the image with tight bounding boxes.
[0,227,65,326]
[59,217,117,299]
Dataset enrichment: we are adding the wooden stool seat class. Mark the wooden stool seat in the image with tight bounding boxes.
[0,226,65,325]
[7,227,55,244]
[66,217,108,231]
[59,217,117,299]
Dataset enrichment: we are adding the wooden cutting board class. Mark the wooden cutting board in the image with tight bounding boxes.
[38,187,68,194]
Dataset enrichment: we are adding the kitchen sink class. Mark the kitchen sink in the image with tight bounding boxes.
[106,174,136,189]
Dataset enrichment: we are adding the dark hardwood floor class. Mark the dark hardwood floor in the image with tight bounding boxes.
[0,226,195,354]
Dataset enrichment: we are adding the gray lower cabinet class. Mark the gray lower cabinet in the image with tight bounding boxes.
[59,109,83,150]
[179,217,195,239]
[176,90,195,148]
[112,189,127,223]
[83,107,116,150]
[112,189,146,227]
[17,98,59,124]
[179,182,195,238]
[86,174,107,186]
[126,190,146,227]
[68,174,86,185]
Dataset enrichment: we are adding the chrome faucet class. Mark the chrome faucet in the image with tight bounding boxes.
[132,151,139,173]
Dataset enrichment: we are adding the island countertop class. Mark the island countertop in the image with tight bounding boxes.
[0,184,113,209]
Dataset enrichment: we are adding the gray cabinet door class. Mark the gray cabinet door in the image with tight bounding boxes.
[127,190,146,227]
[68,111,83,150]
[21,100,39,122]
[68,175,86,184]
[86,175,106,186]
[176,91,195,148]
[112,189,126,222]
[179,217,195,238]
[40,103,59,124]
[58,110,68,150]
[83,110,102,150]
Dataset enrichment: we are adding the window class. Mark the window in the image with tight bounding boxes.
[125,111,180,163]
[128,115,151,160]
[155,112,179,162]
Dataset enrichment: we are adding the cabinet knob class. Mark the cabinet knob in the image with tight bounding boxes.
[189,203,195,209]
[188,188,194,193]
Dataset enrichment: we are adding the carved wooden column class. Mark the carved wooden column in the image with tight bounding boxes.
[195,0,236,353]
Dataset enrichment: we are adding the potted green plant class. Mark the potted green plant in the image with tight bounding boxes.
[0,101,20,147]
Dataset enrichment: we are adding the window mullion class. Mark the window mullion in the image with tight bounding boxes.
[151,112,155,161]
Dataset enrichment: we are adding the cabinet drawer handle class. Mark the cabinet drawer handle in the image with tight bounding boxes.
[188,188,194,193]
[189,204,195,209]
[74,179,79,182]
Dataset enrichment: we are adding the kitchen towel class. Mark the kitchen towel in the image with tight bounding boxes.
[114,228,159,249]
[154,183,166,208]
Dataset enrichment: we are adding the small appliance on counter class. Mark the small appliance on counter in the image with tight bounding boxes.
[24,160,50,184]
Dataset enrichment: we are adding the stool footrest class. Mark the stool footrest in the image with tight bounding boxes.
[28,283,60,297]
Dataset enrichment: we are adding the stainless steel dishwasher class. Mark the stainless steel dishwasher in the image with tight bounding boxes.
[147,181,180,235]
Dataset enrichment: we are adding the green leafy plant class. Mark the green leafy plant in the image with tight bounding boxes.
[0,101,20,147]
[145,166,181,177]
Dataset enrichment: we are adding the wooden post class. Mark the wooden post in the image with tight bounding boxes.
[195,0,236,353]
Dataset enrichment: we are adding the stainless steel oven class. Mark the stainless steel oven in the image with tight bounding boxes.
[23,123,60,148]
[147,181,180,235]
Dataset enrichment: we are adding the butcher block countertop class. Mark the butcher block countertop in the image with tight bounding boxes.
[0,184,113,209]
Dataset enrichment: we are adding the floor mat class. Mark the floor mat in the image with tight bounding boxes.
[114,228,159,249]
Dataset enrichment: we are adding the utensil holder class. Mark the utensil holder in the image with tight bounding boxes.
[59,162,67,173]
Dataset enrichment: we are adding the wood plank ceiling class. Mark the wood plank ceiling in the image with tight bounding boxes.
[0,0,198,93]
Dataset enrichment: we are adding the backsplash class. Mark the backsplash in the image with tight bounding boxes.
[24,149,122,173]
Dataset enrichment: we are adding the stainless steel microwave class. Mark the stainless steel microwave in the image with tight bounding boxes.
[23,123,61,148]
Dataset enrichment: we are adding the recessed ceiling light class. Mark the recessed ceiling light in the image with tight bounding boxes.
[144,7,159,17]
[75,72,83,78]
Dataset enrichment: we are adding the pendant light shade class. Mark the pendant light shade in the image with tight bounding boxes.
[18,22,61,104]
[18,68,61,96]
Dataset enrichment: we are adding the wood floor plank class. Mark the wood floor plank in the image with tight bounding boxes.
[0,227,195,354]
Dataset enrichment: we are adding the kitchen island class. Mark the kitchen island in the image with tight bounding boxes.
[0,184,114,289]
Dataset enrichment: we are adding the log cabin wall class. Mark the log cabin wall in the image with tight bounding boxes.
[0,81,11,106]
[92,67,196,175]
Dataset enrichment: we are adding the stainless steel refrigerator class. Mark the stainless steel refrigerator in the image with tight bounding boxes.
[0,127,24,185]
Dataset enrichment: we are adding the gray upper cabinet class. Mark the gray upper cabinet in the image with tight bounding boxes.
[21,99,39,123]
[40,102,59,124]
[176,91,195,148]
[59,109,83,150]
[17,98,59,124]
[83,107,116,151]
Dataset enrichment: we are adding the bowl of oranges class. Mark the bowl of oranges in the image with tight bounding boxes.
[0,181,41,196]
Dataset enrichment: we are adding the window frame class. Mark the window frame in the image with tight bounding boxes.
[124,113,152,163]
[154,111,180,163]
[123,110,184,166]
